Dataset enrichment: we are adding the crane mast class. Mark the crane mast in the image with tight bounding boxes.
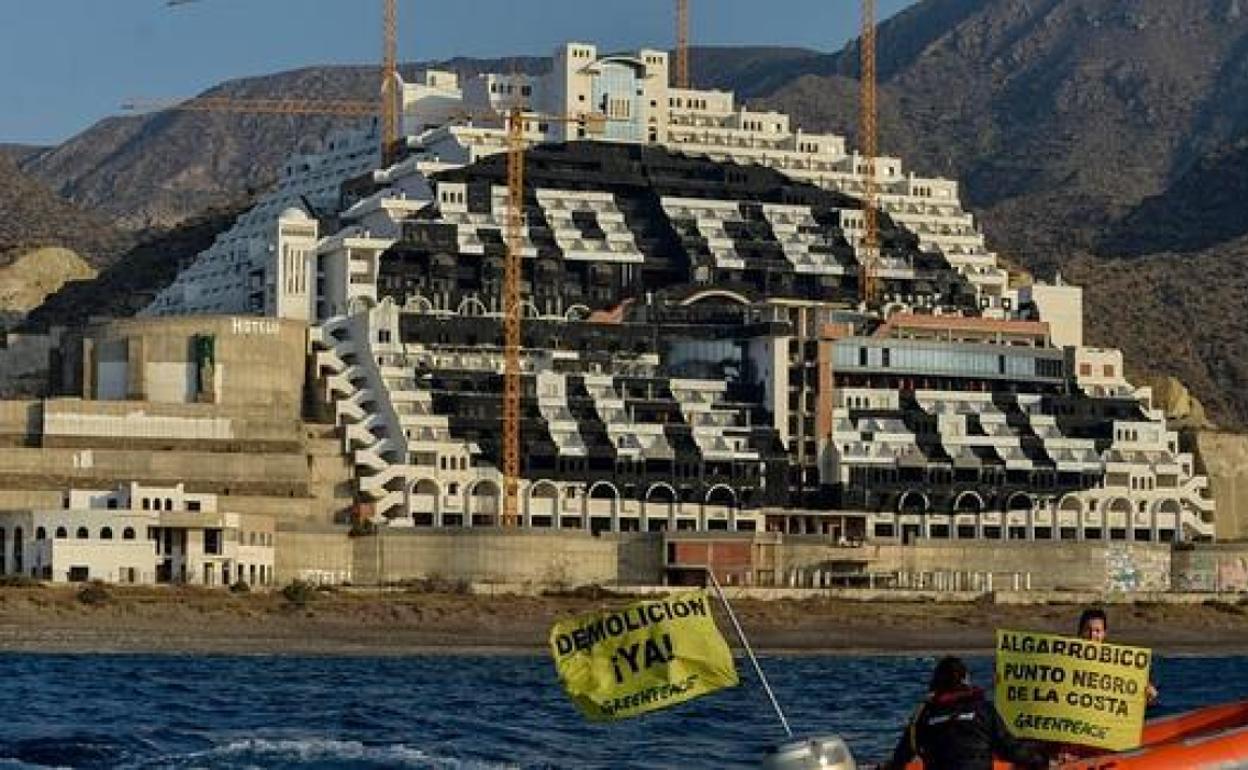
[381,0,401,164]
[859,0,880,307]
[676,0,690,89]
[502,108,525,527]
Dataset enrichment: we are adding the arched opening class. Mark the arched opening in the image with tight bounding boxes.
[645,483,677,533]
[953,491,984,513]
[587,481,620,535]
[409,479,440,527]
[456,297,488,317]
[34,527,46,541]
[55,527,67,539]
[1006,492,1033,512]
[705,484,737,532]
[76,527,89,539]
[527,480,559,528]
[122,527,136,541]
[897,490,930,514]
[100,527,113,540]
[468,480,501,528]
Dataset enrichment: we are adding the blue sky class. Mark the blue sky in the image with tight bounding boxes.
[0,0,918,146]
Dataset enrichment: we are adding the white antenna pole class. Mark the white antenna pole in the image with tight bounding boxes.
[704,566,793,737]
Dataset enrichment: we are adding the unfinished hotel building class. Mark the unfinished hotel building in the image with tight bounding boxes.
[142,42,1214,544]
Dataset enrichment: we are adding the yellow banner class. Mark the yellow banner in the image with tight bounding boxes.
[549,590,739,720]
[995,629,1152,751]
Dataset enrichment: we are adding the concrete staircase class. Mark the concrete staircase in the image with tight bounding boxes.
[311,314,411,520]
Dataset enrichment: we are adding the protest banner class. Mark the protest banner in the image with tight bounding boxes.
[995,629,1152,751]
[549,590,738,721]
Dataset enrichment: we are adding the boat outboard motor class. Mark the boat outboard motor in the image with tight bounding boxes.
[761,735,857,770]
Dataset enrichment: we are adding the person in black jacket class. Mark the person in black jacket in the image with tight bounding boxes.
[883,657,1047,770]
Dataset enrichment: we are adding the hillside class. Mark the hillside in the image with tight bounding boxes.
[15,6,1248,426]
[0,144,46,165]
[0,153,130,267]
[760,0,1248,266]
[20,48,811,231]
[20,203,249,332]
[1063,238,1248,429]
[744,0,1248,429]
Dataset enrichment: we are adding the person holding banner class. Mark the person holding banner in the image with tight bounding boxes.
[883,656,1047,770]
[1077,608,1157,704]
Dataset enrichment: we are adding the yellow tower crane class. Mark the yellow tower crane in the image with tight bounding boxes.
[499,108,611,526]
[859,0,881,307]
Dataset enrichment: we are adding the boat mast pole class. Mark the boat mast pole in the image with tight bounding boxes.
[705,567,793,738]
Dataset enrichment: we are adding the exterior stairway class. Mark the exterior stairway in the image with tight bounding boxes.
[310,314,412,520]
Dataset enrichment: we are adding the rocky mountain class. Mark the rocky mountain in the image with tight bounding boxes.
[0,144,46,164]
[0,153,130,267]
[20,202,250,332]
[17,49,811,231]
[14,3,1248,426]
[760,0,1248,264]
[746,0,1248,430]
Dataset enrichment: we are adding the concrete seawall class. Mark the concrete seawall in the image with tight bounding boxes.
[275,526,1248,597]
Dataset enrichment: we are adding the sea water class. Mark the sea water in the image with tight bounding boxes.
[0,654,1242,769]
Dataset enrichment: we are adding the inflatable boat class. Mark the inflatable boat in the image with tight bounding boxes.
[1058,699,1248,769]
[761,700,1248,769]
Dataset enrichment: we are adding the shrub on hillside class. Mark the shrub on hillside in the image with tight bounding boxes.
[229,580,251,594]
[76,580,111,606]
[281,580,317,606]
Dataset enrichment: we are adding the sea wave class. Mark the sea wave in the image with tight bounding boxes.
[0,653,1239,769]
[128,737,518,769]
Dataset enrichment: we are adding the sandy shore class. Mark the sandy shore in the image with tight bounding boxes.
[1,584,1247,656]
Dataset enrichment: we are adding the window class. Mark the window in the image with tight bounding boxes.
[35,527,46,540]
[123,528,136,540]
[76,527,89,539]
[204,529,222,556]
[55,527,67,539]
[187,501,201,512]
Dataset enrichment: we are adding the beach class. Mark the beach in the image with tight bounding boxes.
[1,584,1247,656]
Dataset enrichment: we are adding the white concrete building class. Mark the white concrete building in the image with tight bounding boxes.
[0,483,275,587]
[145,40,1014,321]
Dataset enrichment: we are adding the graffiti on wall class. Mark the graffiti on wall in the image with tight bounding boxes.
[1173,553,1248,592]
[1105,545,1169,593]
[1218,558,1248,592]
